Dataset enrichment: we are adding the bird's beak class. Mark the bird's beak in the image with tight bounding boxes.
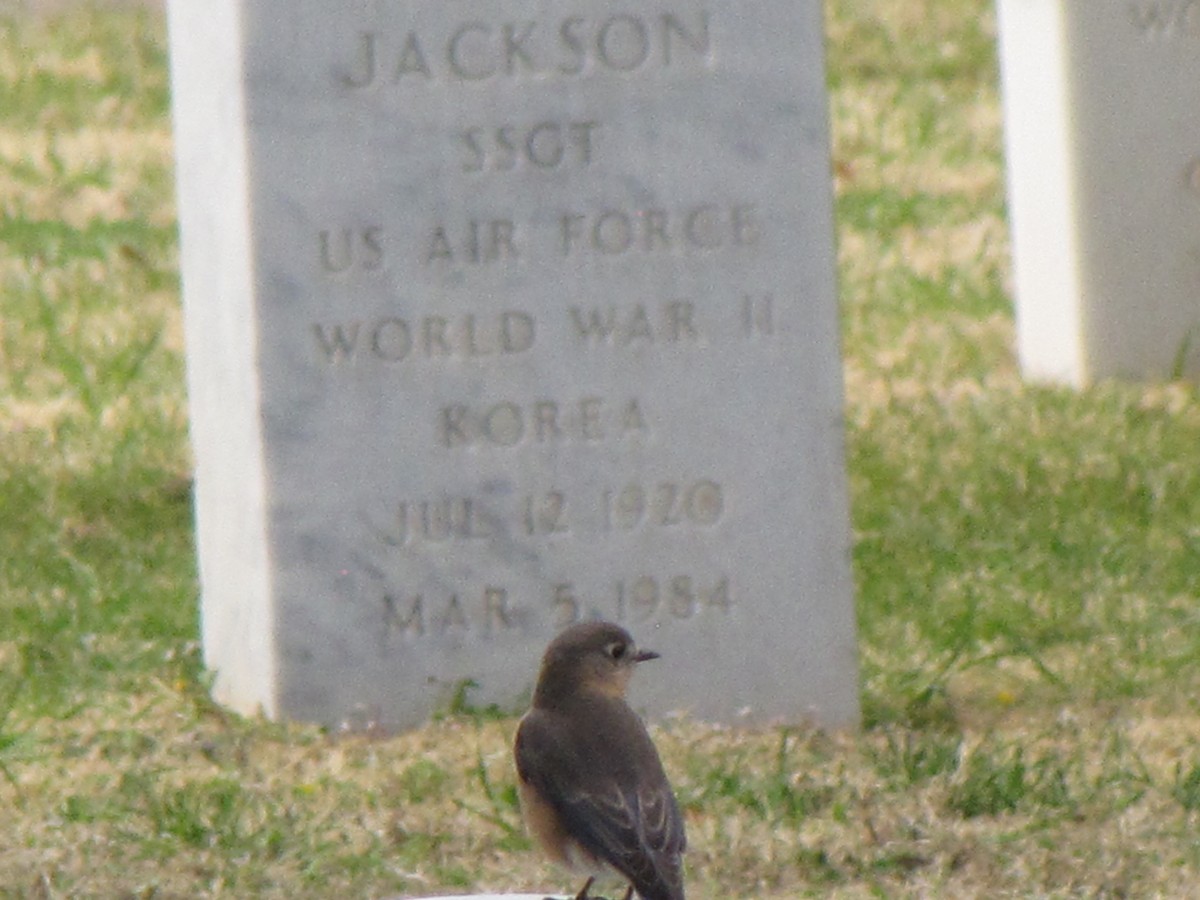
[634,649,660,663]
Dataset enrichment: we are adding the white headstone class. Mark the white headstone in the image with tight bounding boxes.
[167,0,859,730]
[998,0,1200,385]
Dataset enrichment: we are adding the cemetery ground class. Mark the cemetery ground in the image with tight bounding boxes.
[2,2,1200,896]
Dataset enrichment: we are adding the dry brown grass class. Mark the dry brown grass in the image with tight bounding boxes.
[9,688,1200,897]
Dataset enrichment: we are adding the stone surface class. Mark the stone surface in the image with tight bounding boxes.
[168,0,858,730]
[998,0,1200,385]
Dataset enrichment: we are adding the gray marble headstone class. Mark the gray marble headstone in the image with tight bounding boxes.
[998,0,1200,384]
[168,0,858,730]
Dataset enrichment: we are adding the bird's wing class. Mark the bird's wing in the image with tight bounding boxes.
[516,709,686,900]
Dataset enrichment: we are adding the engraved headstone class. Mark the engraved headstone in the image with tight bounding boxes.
[998,0,1200,385]
[167,0,858,729]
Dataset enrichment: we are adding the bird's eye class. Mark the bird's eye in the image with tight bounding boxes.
[607,642,627,660]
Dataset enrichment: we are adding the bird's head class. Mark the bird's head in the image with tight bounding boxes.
[534,621,660,704]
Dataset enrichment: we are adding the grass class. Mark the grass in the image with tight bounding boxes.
[2,0,1200,896]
